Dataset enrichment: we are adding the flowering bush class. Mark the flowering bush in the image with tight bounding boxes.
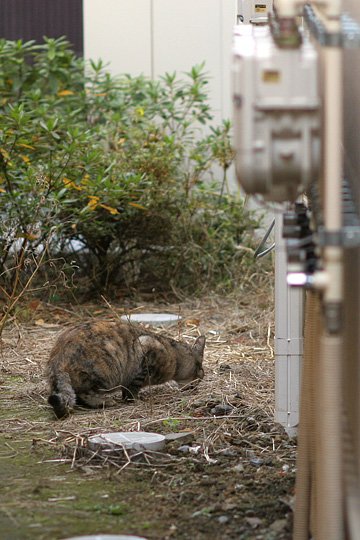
[0,37,260,305]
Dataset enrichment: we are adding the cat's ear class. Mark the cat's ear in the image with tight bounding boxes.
[192,335,205,356]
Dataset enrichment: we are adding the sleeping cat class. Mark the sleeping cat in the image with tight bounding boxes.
[46,320,205,419]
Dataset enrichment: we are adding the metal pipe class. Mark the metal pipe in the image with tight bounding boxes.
[323,42,343,311]
[316,9,344,540]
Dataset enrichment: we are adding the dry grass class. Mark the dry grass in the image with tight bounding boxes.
[0,286,298,539]
[0,287,295,473]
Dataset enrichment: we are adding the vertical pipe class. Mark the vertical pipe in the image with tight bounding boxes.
[316,21,344,540]
[323,44,343,308]
[324,45,343,233]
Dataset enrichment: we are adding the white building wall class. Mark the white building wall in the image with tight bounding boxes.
[84,0,237,124]
[83,0,153,76]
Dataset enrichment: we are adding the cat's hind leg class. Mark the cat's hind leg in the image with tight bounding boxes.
[48,372,77,419]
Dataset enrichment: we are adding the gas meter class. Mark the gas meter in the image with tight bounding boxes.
[237,0,273,24]
[232,24,320,202]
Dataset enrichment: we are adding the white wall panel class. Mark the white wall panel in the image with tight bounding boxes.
[152,0,222,119]
[220,1,237,119]
[84,0,152,76]
[84,0,237,121]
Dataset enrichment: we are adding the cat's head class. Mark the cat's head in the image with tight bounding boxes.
[176,335,205,386]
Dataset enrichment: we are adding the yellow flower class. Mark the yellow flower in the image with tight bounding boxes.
[63,177,83,191]
[57,90,75,96]
[87,196,100,210]
[129,202,146,210]
[0,148,10,161]
[99,204,119,215]
[17,143,35,150]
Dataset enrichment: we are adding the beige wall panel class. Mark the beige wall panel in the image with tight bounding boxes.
[220,1,237,119]
[84,0,237,122]
[152,0,236,122]
[84,0,152,76]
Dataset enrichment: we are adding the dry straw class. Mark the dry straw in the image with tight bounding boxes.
[0,288,296,474]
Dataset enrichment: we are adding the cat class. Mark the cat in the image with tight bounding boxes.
[46,320,205,419]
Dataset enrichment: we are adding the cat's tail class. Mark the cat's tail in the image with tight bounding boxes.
[48,372,76,419]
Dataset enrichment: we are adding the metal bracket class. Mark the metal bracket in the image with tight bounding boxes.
[254,218,275,259]
[303,3,360,48]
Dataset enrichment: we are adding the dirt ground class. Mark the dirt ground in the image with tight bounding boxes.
[0,291,297,540]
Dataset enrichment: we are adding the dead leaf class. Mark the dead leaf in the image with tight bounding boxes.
[28,300,41,311]
[185,319,200,326]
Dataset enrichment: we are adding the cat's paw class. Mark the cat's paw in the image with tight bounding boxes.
[122,389,138,402]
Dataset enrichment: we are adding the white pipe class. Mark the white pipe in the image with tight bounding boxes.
[317,19,344,540]
[323,41,343,305]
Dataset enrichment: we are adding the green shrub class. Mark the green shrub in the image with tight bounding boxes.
[0,37,262,307]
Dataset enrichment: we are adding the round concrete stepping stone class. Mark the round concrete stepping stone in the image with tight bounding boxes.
[88,432,165,452]
[120,313,181,326]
